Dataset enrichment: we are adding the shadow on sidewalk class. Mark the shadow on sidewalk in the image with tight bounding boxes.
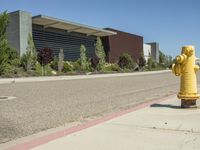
[150,103,181,109]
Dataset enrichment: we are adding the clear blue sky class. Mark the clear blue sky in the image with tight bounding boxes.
[0,0,200,57]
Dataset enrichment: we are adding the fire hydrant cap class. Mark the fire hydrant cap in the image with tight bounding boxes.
[182,45,195,50]
[182,46,195,57]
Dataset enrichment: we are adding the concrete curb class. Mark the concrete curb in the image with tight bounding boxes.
[6,93,176,150]
[0,70,170,84]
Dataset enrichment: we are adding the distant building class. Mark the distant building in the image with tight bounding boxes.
[6,10,116,60]
[146,42,159,63]
[102,28,143,63]
[6,10,144,63]
[143,44,151,62]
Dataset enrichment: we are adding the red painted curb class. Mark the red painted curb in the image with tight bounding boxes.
[6,94,176,150]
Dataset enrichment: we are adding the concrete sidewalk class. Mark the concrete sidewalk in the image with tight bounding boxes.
[19,95,199,150]
[0,70,170,84]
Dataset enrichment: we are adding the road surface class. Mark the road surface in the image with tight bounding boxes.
[0,72,181,143]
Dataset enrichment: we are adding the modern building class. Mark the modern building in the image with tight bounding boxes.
[146,42,159,63]
[6,10,145,63]
[143,44,151,62]
[102,28,143,63]
[6,10,116,61]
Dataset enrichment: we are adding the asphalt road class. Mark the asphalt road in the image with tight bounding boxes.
[0,72,181,143]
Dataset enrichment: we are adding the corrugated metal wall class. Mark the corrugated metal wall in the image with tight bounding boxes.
[32,24,96,61]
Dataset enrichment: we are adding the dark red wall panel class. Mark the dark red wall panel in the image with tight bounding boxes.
[102,28,143,63]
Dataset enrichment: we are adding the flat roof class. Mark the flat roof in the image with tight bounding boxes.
[104,28,143,38]
[32,15,117,37]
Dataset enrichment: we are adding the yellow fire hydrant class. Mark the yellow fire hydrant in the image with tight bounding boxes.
[172,46,200,108]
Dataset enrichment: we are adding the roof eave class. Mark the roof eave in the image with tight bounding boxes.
[32,15,116,37]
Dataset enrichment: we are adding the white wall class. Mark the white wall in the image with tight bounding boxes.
[143,44,151,62]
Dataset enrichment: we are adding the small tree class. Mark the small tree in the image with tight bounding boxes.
[95,37,106,70]
[37,47,53,76]
[0,11,19,75]
[58,48,64,72]
[80,44,90,72]
[21,33,37,71]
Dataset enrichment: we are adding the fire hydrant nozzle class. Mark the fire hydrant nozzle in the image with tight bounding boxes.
[172,46,200,108]
[176,54,187,63]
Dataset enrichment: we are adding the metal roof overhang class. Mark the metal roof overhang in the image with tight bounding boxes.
[32,15,116,37]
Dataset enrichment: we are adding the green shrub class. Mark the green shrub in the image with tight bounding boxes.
[102,63,121,72]
[35,62,53,76]
[85,58,92,72]
[70,60,80,71]
[45,64,53,75]
[0,56,21,77]
[147,58,158,70]
[35,62,43,76]
[1,64,27,78]
[0,11,20,75]
[10,58,21,75]
[0,11,10,75]
[91,55,99,69]
[50,56,58,71]
[63,61,74,72]
[138,55,146,70]
[123,68,132,72]
[152,61,157,68]
[2,64,14,76]
[96,62,104,71]
[10,58,21,67]
[118,53,136,70]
